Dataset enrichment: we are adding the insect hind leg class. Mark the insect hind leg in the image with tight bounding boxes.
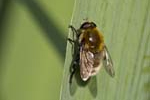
[69,57,79,84]
[69,60,78,83]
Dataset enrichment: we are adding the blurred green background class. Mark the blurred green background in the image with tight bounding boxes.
[0,0,74,100]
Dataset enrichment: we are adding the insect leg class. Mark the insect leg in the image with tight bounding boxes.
[69,61,77,83]
[67,38,75,44]
[69,56,79,84]
[68,25,79,38]
[67,38,76,57]
[68,25,78,35]
[68,25,80,83]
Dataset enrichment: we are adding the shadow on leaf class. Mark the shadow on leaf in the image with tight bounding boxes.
[18,0,66,60]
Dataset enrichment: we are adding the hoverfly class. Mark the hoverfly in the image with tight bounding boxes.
[68,21,115,83]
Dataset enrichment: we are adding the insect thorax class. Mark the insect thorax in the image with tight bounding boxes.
[79,28,104,52]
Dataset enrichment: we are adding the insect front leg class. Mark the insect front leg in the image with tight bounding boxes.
[68,25,78,37]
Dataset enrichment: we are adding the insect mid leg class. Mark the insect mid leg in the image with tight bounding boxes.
[67,38,76,57]
[67,38,75,44]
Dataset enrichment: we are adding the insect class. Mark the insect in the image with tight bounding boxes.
[68,21,115,83]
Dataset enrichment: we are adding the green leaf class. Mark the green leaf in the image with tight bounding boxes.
[60,0,150,100]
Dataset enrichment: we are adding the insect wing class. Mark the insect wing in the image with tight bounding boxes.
[103,46,115,77]
[80,47,94,81]
[90,51,104,76]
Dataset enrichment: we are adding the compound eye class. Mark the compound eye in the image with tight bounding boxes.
[91,22,96,27]
[80,22,97,29]
[80,22,91,29]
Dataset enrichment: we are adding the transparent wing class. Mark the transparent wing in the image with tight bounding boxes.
[80,47,94,81]
[90,51,103,76]
[103,46,115,77]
